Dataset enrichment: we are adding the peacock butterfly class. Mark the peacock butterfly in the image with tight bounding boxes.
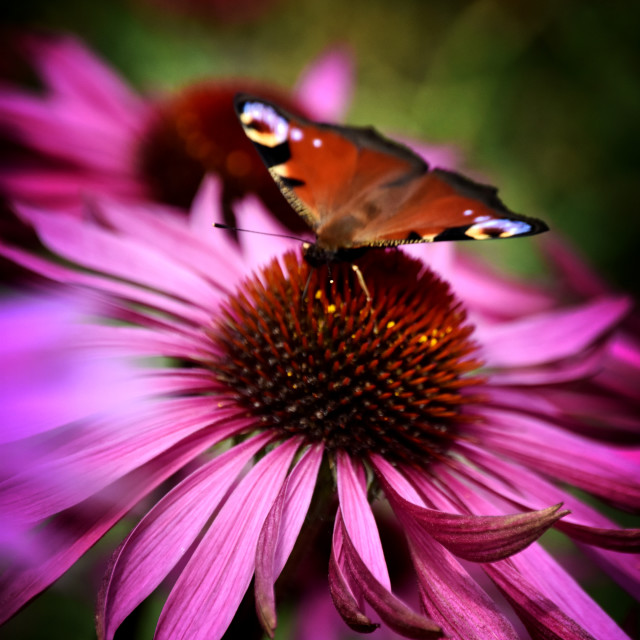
[233,94,548,267]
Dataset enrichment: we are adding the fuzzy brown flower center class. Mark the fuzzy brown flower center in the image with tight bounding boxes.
[209,250,483,466]
[137,84,310,232]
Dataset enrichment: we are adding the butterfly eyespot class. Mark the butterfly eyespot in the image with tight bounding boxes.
[465,219,532,240]
[239,101,289,147]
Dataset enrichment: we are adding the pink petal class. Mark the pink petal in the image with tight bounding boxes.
[254,444,323,636]
[0,423,229,624]
[405,520,519,640]
[154,438,300,640]
[328,517,378,633]
[0,241,211,327]
[141,368,218,396]
[79,325,214,361]
[99,431,273,640]
[336,451,390,589]
[25,34,148,129]
[486,545,630,640]
[189,176,247,275]
[0,398,247,522]
[414,461,637,632]
[445,448,640,598]
[0,293,145,442]
[484,560,597,640]
[485,386,640,442]
[16,204,220,310]
[294,47,354,121]
[338,512,443,639]
[401,139,462,173]
[91,196,241,292]
[402,242,454,276]
[443,252,553,321]
[372,455,566,562]
[559,521,640,552]
[477,297,630,368]
[468,409,640,511]
[0,167,145,207]
[485,342,608,386]
[234,195,303,270]
[0,92,136,171]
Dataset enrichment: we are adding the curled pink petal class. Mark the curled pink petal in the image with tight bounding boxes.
[373,455,567,562]
[328,520,378,633]
[255,444,323,636]
[338,512,444,639]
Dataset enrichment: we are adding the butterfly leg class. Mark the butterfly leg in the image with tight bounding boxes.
[351,263,371,303]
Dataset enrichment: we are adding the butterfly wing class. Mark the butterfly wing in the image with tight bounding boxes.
[348,168,548,245]
[235,94,548,250]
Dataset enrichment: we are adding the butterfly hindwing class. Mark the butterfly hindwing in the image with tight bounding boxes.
[234,94,548,252]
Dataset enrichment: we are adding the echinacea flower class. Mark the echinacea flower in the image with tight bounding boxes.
[0,33,350,218]
[0,34,457,228]
[0,180,638,640]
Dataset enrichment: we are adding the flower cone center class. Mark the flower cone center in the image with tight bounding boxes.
[210,250,483,466]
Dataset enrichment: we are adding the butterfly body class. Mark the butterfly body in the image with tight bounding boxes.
[234,94,548,264]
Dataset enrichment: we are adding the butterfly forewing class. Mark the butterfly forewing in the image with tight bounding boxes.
[348,169,548,246]
[234,94,548,253]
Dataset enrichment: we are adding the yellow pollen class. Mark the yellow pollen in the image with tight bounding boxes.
[327,304,336,313]
[430,338,438,346]
[386,321,396,329]
[315,290,323,300]
[418,335,428,343]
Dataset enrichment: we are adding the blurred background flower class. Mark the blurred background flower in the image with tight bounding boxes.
[2,0,639,295]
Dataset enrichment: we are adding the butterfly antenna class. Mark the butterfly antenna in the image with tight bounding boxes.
[301,268,314,302]
[213,222,307,244]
